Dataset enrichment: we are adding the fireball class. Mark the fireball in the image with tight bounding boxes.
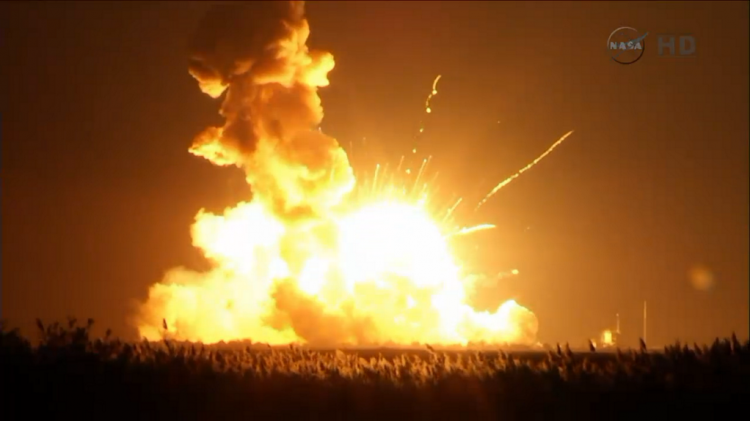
[136,1,569,348]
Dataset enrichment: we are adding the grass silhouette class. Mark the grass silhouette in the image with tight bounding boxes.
[2,318,748,420]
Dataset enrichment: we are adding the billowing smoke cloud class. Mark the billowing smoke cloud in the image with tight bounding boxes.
[187,0,354,220]
[134,1,365,346]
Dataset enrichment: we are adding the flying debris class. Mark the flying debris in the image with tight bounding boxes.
[425,74,442,114]
[413,74,443,141]
[476,130,575,211]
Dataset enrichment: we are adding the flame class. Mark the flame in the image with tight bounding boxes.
[136,176,540,346]
[135,1,543,347]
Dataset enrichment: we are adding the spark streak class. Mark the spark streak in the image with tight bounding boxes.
[476,130,575,211]
[447,224,497,238]
[425,74,442,114]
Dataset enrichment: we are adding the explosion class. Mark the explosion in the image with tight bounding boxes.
[136,1,569,347]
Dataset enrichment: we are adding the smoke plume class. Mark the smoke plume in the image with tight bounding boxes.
[187,0,354,220]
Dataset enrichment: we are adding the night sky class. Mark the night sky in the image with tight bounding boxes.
[2,1,748,346]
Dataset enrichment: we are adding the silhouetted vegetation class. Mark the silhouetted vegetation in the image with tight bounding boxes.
[2,318,748,420]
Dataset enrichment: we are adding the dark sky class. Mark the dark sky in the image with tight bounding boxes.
[2,1,748,346]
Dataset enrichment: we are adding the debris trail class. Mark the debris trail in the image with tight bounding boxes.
[476,130,574,211]
[414,74,443,145]
[425,74,442,115]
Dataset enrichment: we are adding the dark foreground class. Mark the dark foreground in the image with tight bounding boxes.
[2,320,749,420]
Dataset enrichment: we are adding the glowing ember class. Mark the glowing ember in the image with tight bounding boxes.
[135,1,566,347]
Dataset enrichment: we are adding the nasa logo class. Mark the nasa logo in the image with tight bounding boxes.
[607,27,648,65]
